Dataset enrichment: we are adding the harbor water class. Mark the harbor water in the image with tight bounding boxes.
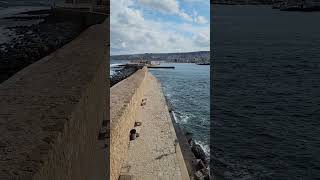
[213,5,320,179]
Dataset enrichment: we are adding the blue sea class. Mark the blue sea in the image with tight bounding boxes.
[213,5,320,179]
[150,63,210,155]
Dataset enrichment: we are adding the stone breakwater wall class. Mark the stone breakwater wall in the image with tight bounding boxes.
[0,15,108,180]
[110,67,148,180]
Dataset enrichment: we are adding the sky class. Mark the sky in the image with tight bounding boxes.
[111,0,210,55]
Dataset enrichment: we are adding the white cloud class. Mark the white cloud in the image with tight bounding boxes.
[179,11,193,22]
[136,0,208,24]
[111,0,209,55]
[137,0,180,14]
[194,15,208,24]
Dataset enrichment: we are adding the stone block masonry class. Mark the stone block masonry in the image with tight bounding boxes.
[110,67,148,180]
[110,67,190,180]
[120,73,190,180]
[0,15,108,180]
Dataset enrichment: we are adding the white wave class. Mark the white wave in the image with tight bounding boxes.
[200,116,210,126]
[194,140,210,158]
[110,70,115,76]
[177,112,193,124]
[172,111,178,123]
[110,63,124,76]
[110,63,123,67]
[179,114,190,124]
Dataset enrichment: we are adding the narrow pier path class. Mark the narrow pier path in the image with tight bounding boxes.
[120,73,189,180]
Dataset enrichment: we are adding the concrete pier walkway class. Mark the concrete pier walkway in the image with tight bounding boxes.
[119,73,189,180]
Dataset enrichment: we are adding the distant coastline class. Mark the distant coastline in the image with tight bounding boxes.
[212,2,272,5]
[212,1,320,11]
[111,51,210,64]
[212,0,272,5]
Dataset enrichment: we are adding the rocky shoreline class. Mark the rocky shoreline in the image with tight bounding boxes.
[0,9,87,83]
[110,65,143,87]
[186,132,210,180]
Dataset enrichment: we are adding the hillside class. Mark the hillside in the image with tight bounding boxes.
[111,51,210,64]
[212,0,320,10]
[212,0,272,4]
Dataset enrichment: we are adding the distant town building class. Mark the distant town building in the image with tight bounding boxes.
[128,60,160,66]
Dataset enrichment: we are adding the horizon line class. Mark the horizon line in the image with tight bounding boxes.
[111,50,210,56]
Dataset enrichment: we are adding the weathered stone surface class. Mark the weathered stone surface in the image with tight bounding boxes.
[0,14,108,180]
[110,69,190,179]
[120,73,189,179]
[110,67,148,180]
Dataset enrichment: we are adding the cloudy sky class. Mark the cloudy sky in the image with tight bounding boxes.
[111,0,210,55]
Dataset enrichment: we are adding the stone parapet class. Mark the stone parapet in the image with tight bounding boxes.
[110,67,148,180]
[0,17,108,180]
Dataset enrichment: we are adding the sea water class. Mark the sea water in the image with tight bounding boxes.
[0,0,50,44]
[213,5,320,179]
[150,63,210,156]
